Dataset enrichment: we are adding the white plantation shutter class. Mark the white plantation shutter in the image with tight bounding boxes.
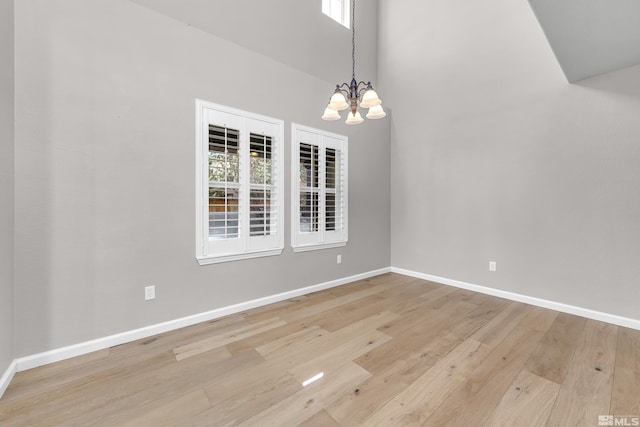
[208,124,240,240]
[196,100,284,264]
[323,138,346,243]
[291,124,348,252]
[245,119,282,253]
[249,133,274,237]
[299,142,319,233]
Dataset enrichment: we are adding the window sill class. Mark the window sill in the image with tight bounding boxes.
[292,241,347,253]
[197,248,283,265]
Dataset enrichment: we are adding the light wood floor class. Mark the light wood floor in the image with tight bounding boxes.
[1,273,639,426]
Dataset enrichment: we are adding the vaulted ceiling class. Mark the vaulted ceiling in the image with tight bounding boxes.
[129,0,640,84]
[529,0,640,82]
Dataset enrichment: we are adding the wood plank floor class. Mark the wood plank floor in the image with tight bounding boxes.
[1,273,639,426]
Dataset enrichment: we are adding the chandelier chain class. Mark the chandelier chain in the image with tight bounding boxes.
[351,0,356,80]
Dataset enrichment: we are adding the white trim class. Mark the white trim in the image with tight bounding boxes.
[12,267,391,373]
[391,267,640,331]
[292,241,347,253]
[197,248,283,265]
[0,359,17,399]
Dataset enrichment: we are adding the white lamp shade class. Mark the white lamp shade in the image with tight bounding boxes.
[321,107,341,121]
[366,104,386,119]
[345,110,364,125]
[328,92,349,111]
[360,89,381,108]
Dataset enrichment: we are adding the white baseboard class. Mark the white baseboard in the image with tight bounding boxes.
[13,267,392,374]
[391,267,640,330]
[0,359,17,399]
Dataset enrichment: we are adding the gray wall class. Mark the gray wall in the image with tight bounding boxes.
[380,0,640,320]
[14,0,389,356]
[0,0,15,375]
[128,0,379,87]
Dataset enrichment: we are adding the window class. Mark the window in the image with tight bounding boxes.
[322,0,350,28]
[292,124,348,252]
[196,100,284,264]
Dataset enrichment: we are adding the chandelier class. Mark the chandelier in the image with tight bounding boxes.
[321,0,386,125]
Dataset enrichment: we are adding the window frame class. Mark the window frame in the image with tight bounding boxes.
[322,0,350,28]
[196,100,284,265]
[291,123,348,252]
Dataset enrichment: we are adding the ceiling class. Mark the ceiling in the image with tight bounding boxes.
[528,0,640,82]
[128,0,640,85]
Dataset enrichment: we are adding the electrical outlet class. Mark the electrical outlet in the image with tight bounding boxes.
[145,285,156,301]
[337,254,342,264]
[489,261,497,272]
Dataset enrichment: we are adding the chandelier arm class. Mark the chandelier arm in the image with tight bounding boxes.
[356,82,372,98]
[331,84,351,101]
